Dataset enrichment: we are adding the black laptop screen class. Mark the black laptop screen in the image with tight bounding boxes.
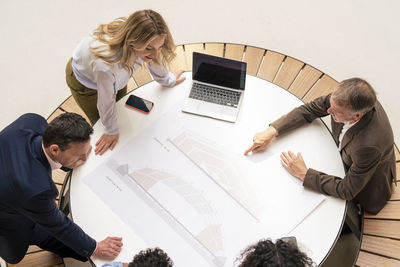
[192,52,246,90]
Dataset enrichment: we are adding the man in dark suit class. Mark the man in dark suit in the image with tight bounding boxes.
[244,78,396,215]
[0,112,123,264]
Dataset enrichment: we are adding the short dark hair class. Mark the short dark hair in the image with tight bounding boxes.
[42,113,93,150]
[238,237,314,267]
[332,77,377,114]
[128,247,173,267]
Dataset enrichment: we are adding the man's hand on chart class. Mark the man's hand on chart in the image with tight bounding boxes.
[172,70,186,86]
[244,126,278,155]
[92,236,123,260]
[280,151,308,181]
[95,134,119,155]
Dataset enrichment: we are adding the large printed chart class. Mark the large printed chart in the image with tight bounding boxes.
[84,104,325,267]
[170,131,263,221]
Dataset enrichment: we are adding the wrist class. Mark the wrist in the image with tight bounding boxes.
[92,242,99,257]
[266,126,278,137]
[300,169,308,181]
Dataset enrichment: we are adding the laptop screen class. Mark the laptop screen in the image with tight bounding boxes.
[192,52,246,90]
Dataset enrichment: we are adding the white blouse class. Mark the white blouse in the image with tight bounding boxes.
[71,36,176,135]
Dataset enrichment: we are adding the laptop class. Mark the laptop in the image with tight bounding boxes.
[182,52,247,122]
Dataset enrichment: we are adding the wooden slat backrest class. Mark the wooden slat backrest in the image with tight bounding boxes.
[243,46,265,76]
[395,145,400,161]
[391,182,400,200]
[47,108,64,122]
[356,251,400,267]
[288,65,322,99]
[132,64,153,86]
[8,251,63,267]
[257,50,285,82]
[169,45,187,72]
[397,162,400,182]
[363,219,400,239]
[59,96,91,124]
[184,43,204,71]
[273,57,304,90]
[364,201,400,220]
[27,246,42,254]
[224,44,244,61]
[204,43,224,57]
[55,184,62,200]
[302,74,338,102]
[360,235,400,260]
[126,77,138,93]
[52,169,67,185]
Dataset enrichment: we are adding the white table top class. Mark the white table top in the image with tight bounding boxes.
[69,73,345,266]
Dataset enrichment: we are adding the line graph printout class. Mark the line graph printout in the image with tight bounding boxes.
[83,102,326,267]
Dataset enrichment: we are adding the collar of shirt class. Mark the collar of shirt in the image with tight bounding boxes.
[42,143,62,170]
[338,120,359,149]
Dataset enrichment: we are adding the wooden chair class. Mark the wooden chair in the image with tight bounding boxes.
[355,146,400,267]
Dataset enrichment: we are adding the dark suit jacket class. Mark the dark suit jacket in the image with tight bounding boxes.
[271,95,396,214]
[0,114,96,263]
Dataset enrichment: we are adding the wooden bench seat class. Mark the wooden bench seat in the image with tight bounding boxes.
[7,249,64,267]
[12,42,397,267]
[356,147,400,266]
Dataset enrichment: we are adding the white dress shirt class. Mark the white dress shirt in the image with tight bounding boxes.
[42,143,62,170]
[338,120,358,150]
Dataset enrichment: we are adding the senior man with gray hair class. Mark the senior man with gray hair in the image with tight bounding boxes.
[245,78,396,215]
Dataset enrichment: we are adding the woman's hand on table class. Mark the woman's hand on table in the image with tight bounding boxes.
[95,134,119,155]
[244,126,278,155]
[172,70,186,85]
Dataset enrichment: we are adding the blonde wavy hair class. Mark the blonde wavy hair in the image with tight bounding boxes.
[90,9,176,72]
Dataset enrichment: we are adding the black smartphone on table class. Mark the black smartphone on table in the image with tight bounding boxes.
[125,94,154,113]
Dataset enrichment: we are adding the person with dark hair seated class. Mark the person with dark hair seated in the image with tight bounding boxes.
[0,113,122,264]
[237,237,314,267]
[101,247,173,267]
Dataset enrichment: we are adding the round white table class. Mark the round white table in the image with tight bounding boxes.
[69,72,346,266]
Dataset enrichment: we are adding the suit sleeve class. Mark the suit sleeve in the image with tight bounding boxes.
[18,190,96,257]
[303,146,382,200]
[270,95,331,135]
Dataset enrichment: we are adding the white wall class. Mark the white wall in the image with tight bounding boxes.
[0,0,398,145]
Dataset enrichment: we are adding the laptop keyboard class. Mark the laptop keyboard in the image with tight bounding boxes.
[189,83,241,107]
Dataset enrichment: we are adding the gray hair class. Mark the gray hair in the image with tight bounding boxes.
[331,77,377,114]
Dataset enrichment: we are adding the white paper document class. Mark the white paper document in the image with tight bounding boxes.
[84,103,325,267]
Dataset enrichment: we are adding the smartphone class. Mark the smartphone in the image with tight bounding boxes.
[125,94,154,113]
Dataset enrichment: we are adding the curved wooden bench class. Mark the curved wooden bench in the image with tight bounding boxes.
[356,147,400,267]
[8,42,398,267]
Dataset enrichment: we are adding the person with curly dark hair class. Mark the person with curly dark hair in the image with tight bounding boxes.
[101,247,173,267]
[237,237,314,267]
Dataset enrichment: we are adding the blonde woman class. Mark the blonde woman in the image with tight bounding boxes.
[66,10,185,155]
